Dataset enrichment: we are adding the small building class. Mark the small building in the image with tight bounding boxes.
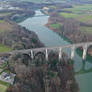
[43,7,49,11]
[0,72,16,84]
[0,56,8,63]
[42,7,49,14]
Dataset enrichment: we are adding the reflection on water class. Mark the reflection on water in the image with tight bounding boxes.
[75,60,92,92]
[75,60,92,75]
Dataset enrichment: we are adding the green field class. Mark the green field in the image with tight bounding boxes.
[55,4,92,34]
[50,23,63,29]
[59,12,80,18]
[0,84,7,92]
[0,20,5,23]
[0,44,12,52]
[79,15,92,23]
[0,80,10,92]
[60,4,92,24]
[0,12,12,17]
[64,4,92,13]
[80,26,92,34]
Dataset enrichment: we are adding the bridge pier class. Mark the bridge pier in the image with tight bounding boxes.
[45,49,48,61]
[31,50,34,60]
[59,48,62,61]
[0,42,92,62]
[82,45,88,60]
[71,46,75,60]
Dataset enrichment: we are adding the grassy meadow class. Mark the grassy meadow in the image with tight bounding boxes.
[0,20,5,23]
[50,23,63,29]
[0,12,12,17]
[0,44,12,52]
[0,84,8,92]
[60,4,92,24]
[0,80,10,92]
[59,12,80,18]
[80,26,92,34]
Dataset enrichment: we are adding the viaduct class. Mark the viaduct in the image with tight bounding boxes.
[0,42,92,61]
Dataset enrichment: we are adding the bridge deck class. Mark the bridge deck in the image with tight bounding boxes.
[0,42,92,55]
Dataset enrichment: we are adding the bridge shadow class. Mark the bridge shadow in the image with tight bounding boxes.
[10,51,92,75]
[21,52,46,66]
[0,44,92,75]
[74,44,92,75]
[34,52,46,66]
[76,46,92,63]
[86,45,92,63]
[75,60,92,75]
[22,53,32,66]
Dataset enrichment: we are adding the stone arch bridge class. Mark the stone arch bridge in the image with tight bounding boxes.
[0,42,92,61]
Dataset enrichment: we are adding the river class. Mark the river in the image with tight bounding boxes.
[19,10,92,92]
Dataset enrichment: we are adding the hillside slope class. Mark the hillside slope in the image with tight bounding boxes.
[0,20,44,51]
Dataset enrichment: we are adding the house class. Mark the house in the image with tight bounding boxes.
[0,56,8,63]
[0,72,16,84]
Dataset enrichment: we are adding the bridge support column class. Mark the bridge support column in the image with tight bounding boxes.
[59,48,62,61]
[45,49,48,61]
[71,46,75,60]
[83,45,88,60]
[31,50,34,60]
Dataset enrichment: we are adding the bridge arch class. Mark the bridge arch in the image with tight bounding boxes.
[75,46,84,59]
[87,44,92,60]
[34,52,46,66]
[1,42,92,61]
[72,43,88,60]
[22,53,32,66]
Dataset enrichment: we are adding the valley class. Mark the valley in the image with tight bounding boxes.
[0,0,92,92]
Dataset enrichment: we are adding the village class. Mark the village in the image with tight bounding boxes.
[0,1,21,10]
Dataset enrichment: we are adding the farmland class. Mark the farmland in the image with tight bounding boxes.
[57,4,92,34]
[0,12,12,17]
[0,80,10,92]
[80,26,92,33]
[0,20,13,52]
[60,4,92,24]
[50,23,63,29]
[0,44,12,52]
[0,20,14,33]
[59,12,80,18]
[0,84,7,92]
